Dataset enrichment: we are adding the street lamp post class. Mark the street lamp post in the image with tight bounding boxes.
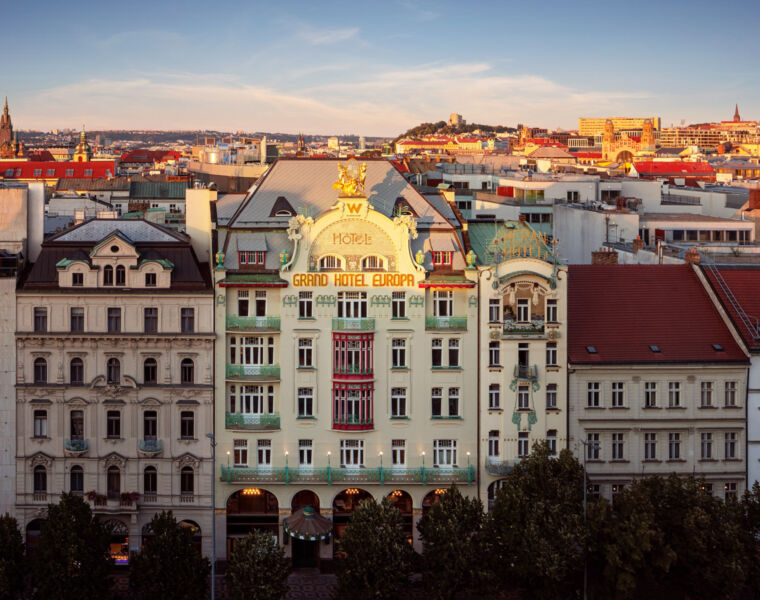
[206,433,216,600]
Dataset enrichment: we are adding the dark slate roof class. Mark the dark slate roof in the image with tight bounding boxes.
[568,264,746,364]
[23,218,209,292]
[129,181,188,200]
[55,177,131,192]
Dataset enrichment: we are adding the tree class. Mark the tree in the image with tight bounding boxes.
[589,475,752,600]
[225,530,290,600]
[130,511,210,600]
[586,484,674,599]
[483,442,585,600]
[0,513,25,600]
[335,497,414,599]
[742,482,760,596]
[417,485,485,600]
[32,492,112,600]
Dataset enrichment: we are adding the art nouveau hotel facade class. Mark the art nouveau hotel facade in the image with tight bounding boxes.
[211,159,482,565]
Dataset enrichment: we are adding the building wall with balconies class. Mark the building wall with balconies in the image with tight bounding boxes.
[213,178,478,561]
[477,254,569,506]
[14,218,214,559]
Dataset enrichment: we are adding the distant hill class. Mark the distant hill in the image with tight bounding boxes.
[394,121,517,142]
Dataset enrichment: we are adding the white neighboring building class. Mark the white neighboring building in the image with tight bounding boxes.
[0,182,44,516]
[699,266,760,488]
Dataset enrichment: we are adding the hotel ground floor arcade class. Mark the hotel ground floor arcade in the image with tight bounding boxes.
[217,478,475,567]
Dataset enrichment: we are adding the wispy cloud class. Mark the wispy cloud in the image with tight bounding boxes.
[19,64,653,136]
[296,25,359,45]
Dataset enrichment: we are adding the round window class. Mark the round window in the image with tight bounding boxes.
[110,245,119,253]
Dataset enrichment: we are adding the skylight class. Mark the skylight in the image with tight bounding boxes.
[649,345,660,353]
[712,344,724,351]
[585,346,597,354]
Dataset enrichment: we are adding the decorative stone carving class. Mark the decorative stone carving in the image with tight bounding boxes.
[30,453,53,468]
[175,453,200,470]
[103,453,127,469]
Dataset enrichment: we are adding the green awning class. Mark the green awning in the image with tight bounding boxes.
[283,506,332,541]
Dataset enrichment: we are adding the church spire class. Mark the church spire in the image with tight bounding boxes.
[3,96,8,116]
[734,104,741,122]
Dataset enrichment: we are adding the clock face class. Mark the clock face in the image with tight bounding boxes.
[345,159,360,180]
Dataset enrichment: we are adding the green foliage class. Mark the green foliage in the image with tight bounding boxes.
[394,120,516,143]
[417,485,485,600]
[32,492,113,600]
[589,475,754,600]
[0,513,25,600]
[129,511,210,600]
[587,485,674,599]
[484,442,585,600]
[335,497,414,599]
[225,530,290,600]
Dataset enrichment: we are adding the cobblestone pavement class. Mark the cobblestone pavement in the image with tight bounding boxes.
[285,569,337,600]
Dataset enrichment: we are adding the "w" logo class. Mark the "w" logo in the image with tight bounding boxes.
[346,203,362,214]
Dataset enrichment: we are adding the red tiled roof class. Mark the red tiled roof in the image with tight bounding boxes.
[568,264,747,364]
[27,150,55,161]
[119,149,181,163]
[573,152,603,159]
[0,160,116,179]
[633,161,715,175]
[702,267,760,350]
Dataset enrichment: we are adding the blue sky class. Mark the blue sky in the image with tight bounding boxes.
[2,0,759,136]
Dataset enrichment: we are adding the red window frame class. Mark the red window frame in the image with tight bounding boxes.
[239,251,265,265]
[333,382,374,430]
[432,251,452,266]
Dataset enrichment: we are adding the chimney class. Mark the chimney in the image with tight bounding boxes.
[632,236,644,254]
[684,248,701,264]
[591,247,618,264]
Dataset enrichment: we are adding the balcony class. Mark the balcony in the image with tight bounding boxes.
[226,315,281,331]
[333,365,373,376]
[225,412,280,430]
[138,439,163,455]
[332,318,375,331]
[425,315,467,331]
[486,459,518,477]
[226,364,280,380]
[503,317,545,338]
[513,364,538,381]
[220,464,475,486]
[65,439,88,455]
[333,415,373,431]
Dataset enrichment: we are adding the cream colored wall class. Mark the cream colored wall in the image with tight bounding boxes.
[568,364,747,498]
[213,198,479,554]
[478,259,568,502]
[16,290,215,555]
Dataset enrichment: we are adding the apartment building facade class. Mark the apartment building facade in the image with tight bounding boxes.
[568,265,748,500]
[15,218,215,559]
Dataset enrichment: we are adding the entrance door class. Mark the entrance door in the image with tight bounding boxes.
[292,538,319,568]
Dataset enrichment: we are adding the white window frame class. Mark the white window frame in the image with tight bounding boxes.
[391,439,406,468]
[433,290,453,317]
[257,439,272,467]
[299,439,313,467]
[391,387,407,418]
[488,384,500,410]
[392,338,407,368]
[233,439,248,467]
[433,439,457,467]
[340,439,364,468]
[392,291,406,319]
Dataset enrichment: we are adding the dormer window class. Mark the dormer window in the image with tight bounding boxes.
[115,265,126,286]
[145,273,156,287]
[319,255,344,271]
[72,272,83,287]
[239,251,265,266]
[275,210,293,217]
[103,265,114,286]
[361,255,385,271]
[432,251,453,266]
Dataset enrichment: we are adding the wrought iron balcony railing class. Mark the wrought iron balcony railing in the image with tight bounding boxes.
[225,364,280,379]
[332,318,375,331]
[65,439,88,452]
[226,316,281,331]
[225,412,280,430]
[425,315,467,331]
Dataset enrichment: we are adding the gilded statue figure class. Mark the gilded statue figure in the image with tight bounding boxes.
[332,160,367,197]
